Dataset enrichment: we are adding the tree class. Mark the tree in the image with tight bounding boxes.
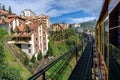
[47,48,53,56]
[0,64,22,80]
[24,56,29,65]
[37,52,42,60]
[31,55,36,63]
[8,6,12,14]
[2,5,5,10]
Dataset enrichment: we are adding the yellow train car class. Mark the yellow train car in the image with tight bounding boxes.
[96,0,120,80]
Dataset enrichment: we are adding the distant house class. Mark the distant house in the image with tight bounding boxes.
[51,23,68,31]
[0,14,26,34]
[70,23,81,28]
[0,9,9,19]
[21,9,35,17]
[0,10,13,33]
[37,14,50,29]
[9,22,49,58]
[0,9,49,58]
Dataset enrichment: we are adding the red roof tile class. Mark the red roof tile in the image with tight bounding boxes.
[7,14,17,18]
[26,22,38,30]
[17,25,25,31]
[13,32,32,37]
[0,10,9,16]
[4,18,14,23]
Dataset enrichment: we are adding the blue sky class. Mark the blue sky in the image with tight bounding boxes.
[0,0,103,24]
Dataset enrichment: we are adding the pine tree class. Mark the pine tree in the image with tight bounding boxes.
[31,55,36,63]
[37,52,42,60]
[8,6,12,14]
[24,56,29,65]
[2,5,5,10]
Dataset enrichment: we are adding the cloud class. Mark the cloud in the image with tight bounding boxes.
[0,0,103,18]
[69,17,96,23]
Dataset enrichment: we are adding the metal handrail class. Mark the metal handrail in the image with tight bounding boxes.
[28,44,80,80]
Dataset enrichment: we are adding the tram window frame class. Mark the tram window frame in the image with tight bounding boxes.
[103,18,109,67]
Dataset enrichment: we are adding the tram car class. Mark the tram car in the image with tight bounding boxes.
[96,0,120,80]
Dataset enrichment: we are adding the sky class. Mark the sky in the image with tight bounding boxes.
[0,0,103,24]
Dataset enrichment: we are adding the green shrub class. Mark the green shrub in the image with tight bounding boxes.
[0,64,22,80]
[0,28,8,42]
[37,52,42,60]
[44,55,48,58]
[31,55,36,63]
[24,56,29,65]
[47,48,53,56]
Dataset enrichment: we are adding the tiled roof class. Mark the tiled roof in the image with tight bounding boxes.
[52,23,66,29]
[26,22,38,30]
[17,25,25,31]
[38,14,49,19]
[7,14,17,18]
[4,17,14,23]
[16,22,38,32]
[13,32,33,37]
[0,10,9,16]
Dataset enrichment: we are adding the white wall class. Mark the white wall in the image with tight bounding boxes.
[38,25,43,52]
[12,18,19,30]
[31,34,35,55]
[17,34,35,58]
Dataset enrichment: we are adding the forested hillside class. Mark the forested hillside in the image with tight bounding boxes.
[80,20,96,29]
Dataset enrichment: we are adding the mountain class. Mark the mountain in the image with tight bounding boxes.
[80,20,96,29]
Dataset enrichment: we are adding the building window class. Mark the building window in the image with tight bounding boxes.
[28,49,31,53]
[36,38,38,40]
[43,37,45,40]
[44,43,46,45]
[44,48,46,50]
[28,44,30,47]
[43,32,45,34]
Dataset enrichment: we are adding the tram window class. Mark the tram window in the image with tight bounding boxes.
[118,35,120,45]
[103,19,109,67]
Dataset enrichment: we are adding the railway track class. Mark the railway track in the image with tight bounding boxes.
[68,39,93,80]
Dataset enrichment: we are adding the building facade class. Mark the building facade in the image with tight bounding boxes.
[0,9,49,58]
[21,9,35,17]
[51,23,68,31]
[37,14,50,29]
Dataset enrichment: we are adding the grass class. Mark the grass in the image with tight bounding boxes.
[0,27,8,42]
[4,46,32,80]
[0,27,31,79]
[45,33,84,80]
[50,40,68,57]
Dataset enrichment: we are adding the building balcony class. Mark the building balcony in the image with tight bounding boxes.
[8,40,31,44]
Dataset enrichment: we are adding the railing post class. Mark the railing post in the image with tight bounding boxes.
[42,72,46,80]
